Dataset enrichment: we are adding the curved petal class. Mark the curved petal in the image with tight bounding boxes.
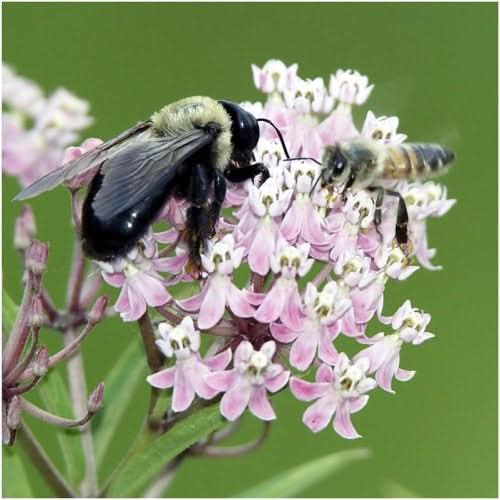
[318,328,339,365]
[265,370,290,393]
[248,224,274,276]
[204,348,232,371]
[290,377,329,401]
[187,362,219,400]
[146,367,175,389]
[102,272,125,287]
[133,272,171,307]
[303,396,337,433]
[227,284,255,318]
[172,365,195,412]
[205,370,237,392]
[270,322,298,343]
[375,353,400,393]
[248,386,276,420]
[254,281,288,324]
[290,329,318,371]
[349,395,369,414]
[220,379,252,421]
[395,367,415,382]
[198,280,227,329]
[316,364,334,383]
[281,288,304,330]
[176,290,205,312]
[280,203,301,243]
[333,401,361,439]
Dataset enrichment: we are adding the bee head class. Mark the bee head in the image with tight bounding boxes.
[322,146,349,185]
[219,100,259,164]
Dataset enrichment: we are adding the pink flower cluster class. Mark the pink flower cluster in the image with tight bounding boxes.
[13,60,453,439]
[2,64,93,187]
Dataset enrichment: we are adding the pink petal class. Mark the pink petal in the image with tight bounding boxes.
[176,290,205,312]
[280,203,301,243]
[187,363,218,400]
[227,284,255,318]
[318,328,339,365]
[248,386,276,420]
[290,377,329,401]
[316,364,334,383]
[172,365,195,412]
[102,272,125,287]
[270,322,298,343]
[154,254,187,274]
[395,367,415,382]
[146,367,175,389]
[290,329,318,371]
[198,280,227,329]
[281,288,304,330]
[204,348,232,371]
[254,281,288,324]
[133,272,170,307]
[265,370,290,393]
[248,224,274,275]
[120,283,147,321]
[220,379,252,421]
[333,401,361,439]
[349,395,369,414]
[205,370,238,392]
[375,354,400,393]
[303,396,337,433]
[243,289,265,306]
[302,203,330,246]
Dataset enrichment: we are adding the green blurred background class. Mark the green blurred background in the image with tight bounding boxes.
[2,2,498,497]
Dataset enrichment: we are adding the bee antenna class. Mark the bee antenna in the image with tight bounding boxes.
[309,175,323,196]
[283,156,323,166]
[257,118,290,159]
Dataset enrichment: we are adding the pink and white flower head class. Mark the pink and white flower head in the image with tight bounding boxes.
[329,69,374,107]
[334,251,374,288]
[252,59,298,94]
[177,234,254,330]
[403,182,456,221]
[272,281,350,370]
[99,234,172,322]
[254,242,313,328]
[290,354,376,438]
[374,244,419,281]
[206,341,289,421]
[3,64,44,116]
[354,301,434,392]
[283,76,334,114]
[238,178,292,275]
[361,110,407,145]
[147,317,232,412]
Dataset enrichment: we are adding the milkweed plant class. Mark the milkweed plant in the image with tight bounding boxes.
[2,60,455,497]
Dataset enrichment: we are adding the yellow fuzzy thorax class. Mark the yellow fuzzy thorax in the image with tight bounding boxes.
[151,96,232,170]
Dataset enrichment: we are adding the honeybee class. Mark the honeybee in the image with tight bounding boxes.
[319,139,455,248]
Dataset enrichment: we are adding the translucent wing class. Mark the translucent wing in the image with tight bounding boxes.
[90,128,214,219]
[14,120,152,201]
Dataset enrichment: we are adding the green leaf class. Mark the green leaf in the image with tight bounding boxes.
[2,289,19,336]
[381,480,419,497]
[108,404,224,497]
[237,448,372,498]
[38,370,85,486]
[2,447,34,497]
[93,338,147,467]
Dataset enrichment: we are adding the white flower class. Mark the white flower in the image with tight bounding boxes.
[361,110,407,145]
[329,69,374,106]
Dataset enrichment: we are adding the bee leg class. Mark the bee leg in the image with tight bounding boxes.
[368,186,385,244]
[385,189,411,255]
[224,163,270,187]
[208,169,227,238]
[185,163,211,278]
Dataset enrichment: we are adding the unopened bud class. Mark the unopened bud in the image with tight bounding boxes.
[87,383,104,413]
[29,295,46,328]
[32,346,49,377]
[7,397,22,430]
[89,296,108,325]
[26,240,49,275]
[14,205,36,250]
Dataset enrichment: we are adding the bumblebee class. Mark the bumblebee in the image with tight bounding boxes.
[16,96,286,275]
[320,138,455,248]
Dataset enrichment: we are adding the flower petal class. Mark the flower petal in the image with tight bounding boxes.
[248,386,276,421]
[146,367,175,389]
[205,369,237,391]
[270,322,298,343]
[316,364,334,383]
[254,280,288,324]
[172,365,195,412]
[227,284,255,318]
[290,377,329,401]
[220,379,252,421]
[333,401,361,439]
[265,370,290,393]
[290,329,318,371]
[303,396,337,433]
[198,280,227,329]
[204,348,232,371]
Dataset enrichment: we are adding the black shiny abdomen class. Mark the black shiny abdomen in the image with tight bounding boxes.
[81,171,171,261]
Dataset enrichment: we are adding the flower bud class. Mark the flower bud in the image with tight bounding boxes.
[29,295,46,328]
[32,346,49,377]
[87,383,104,413]
[25,240,49,275]
[89,296,108,325]
[14,205,36,250]
[7,397,22,430]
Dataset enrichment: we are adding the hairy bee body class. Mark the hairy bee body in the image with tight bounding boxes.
[321,138,454,189]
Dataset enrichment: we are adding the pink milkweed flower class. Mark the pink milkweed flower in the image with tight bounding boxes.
[237,178,293,275]
[177,234,254,330]
[206,341,289,421]
[403,182,456,221]
[3,64,44,116]
[147,317,232,412]
[99,235,172,322]
[360,110,407,145]
[281,160,331,247]
[254,242,313,329]
[354,300,433,392]
[271,281,351,370]
[328,69,374,106]
[252,59,298,94]
[328,191,376,262]
[283,76,334,114]
[373,244,419,281]
[290,354,376,438]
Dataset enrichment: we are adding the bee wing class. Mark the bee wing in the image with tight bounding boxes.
[14,120,153,201]
[90,127,214,219]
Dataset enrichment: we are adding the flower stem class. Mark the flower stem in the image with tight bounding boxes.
[66,240,86,313]
[143,456,184,498]
[19,398,94,427]
[17,425,76,498]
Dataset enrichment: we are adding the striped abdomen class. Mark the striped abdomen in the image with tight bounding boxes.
[382,143,455,181]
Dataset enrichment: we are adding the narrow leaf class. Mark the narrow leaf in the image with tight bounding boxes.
[382,480,419,497]
[2,289,19,336]
[237,448,371,497]
[38,370,85,486]
[93,338,147,467]
[2,447,34,497]
[108,404,224,497]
